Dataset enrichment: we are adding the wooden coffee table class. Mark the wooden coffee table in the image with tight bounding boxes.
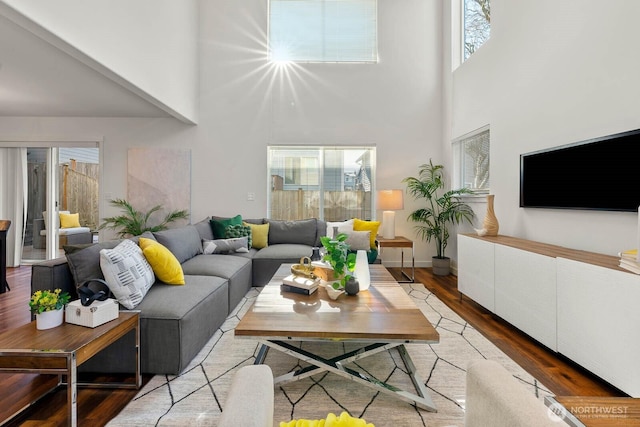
[235,264,440,411]
[0,311,140,427]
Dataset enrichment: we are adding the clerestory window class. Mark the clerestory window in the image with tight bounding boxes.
[269,0,378,63]
[463,0,491,61]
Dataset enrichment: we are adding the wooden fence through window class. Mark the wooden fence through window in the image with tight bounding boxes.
[269,189,372,221]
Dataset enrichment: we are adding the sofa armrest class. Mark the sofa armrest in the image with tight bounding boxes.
[465,360,561,427]
[220,365,274,427]
[31,257,77,299]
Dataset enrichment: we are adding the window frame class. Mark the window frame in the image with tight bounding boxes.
[461,0,491,63]
[268,0,379,64]
[268,145,376,221]
[452,125,490,194]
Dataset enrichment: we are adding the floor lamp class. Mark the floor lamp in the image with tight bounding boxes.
[377,190,404,239]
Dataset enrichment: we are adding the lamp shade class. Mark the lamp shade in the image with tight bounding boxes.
[377,190,404,211]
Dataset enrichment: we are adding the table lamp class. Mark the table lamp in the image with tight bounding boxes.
[377,189,404,239]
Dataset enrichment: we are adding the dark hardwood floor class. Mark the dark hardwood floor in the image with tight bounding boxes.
[0,265,624,426]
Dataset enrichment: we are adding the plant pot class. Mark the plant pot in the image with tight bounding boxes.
[36,308,64,330]
[432,256,451,276]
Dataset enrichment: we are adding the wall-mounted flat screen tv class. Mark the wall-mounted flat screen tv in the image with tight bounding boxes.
[520,128,640,212]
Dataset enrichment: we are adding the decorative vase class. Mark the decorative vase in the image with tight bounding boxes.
[354,250,371,291]
[476,194,499,237]
[36,308,64,330]
[345,277,359,296]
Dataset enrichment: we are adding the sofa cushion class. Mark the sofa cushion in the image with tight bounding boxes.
[60,212,81,228]
[202,237,249,254]
[326,219,354,238]
[135,275,229,374]
[139,237,185,285]
[244,222,269,249]
[99,239,155,309]
[224,224,252,249]
[65,240,122,287]
[153,225,202,264]
[353,218,381,249]
[193,217,213,241]
[266,218,317,246]
[253,243,313,260]
[344,230,371,251]
[210,214,243,239]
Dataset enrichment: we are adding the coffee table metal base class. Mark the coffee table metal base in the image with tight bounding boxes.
[255,340,437,412]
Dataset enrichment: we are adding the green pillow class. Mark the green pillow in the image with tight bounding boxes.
[209,214,242,239]
[224,224,252,249]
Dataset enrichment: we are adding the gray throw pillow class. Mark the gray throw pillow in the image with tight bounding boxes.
[344,230,371,251]
[153,225,202,263]
[202,237,249,254]
[65,240,121,287]
[266,218,317,246]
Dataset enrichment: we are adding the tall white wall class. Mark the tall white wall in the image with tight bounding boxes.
[0,0,444,266]
[1,0,199,123]
[452,0,640,256]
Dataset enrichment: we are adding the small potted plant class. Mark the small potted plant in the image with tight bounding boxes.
[29,289,71,330]
[320,233,357,298]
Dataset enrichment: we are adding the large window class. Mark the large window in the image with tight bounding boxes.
[463,0,490,61]
[268,146,375,220]
[453,127,490,193]
[269,0,378,63]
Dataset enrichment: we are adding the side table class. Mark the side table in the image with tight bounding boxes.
[0,311,140,427]
[377,235,415,283]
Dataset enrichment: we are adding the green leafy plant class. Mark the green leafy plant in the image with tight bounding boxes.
[403,159,475,259]
[29,289,70,314]
[320,233,357,289]
[99,199,189,238]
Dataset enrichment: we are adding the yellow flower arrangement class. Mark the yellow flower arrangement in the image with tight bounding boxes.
[29,289,70,314]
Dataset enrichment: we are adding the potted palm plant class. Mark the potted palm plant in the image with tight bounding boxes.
[403,159,475,275]
[99,199,189,238]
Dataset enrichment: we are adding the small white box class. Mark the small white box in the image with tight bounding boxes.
[65,298,119,328]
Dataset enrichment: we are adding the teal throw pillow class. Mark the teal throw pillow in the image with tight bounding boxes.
[224,224,252,249]
[209,214,243,238]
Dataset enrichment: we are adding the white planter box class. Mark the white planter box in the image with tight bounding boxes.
[66,298,119,328]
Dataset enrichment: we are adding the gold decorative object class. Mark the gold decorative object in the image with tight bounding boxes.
[291,256,316,279]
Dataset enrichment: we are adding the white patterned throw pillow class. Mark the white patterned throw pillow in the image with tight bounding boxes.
[99,239,155,309]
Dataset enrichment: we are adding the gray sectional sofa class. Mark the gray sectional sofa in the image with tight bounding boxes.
[31,217,327,375]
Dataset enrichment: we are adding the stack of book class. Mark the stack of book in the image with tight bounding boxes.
[618,249,640,274]
[281,274,320,295]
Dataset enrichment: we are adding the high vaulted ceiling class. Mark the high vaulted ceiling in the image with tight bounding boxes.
[0,11,173,119]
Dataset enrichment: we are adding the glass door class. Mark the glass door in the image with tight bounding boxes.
[22,146,100,263]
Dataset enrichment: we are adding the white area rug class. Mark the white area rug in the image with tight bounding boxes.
[108,284,552,426]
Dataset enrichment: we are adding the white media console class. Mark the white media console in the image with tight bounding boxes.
[458,233,640,397]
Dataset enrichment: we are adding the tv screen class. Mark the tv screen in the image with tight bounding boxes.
[520,128,640,212]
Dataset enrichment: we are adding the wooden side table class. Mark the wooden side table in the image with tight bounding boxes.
[377,235,415,283]
[0,311,140,427]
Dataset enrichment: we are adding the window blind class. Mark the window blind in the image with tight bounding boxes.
[269,0,377,63]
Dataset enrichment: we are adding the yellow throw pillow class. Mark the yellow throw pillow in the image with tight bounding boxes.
[244,222,269,249]
[280,411,374,427]
[139,237,185,285]
[59,212,81,228]
[353,218,380,249]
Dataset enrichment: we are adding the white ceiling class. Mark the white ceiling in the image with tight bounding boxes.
[0,12,173,119]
